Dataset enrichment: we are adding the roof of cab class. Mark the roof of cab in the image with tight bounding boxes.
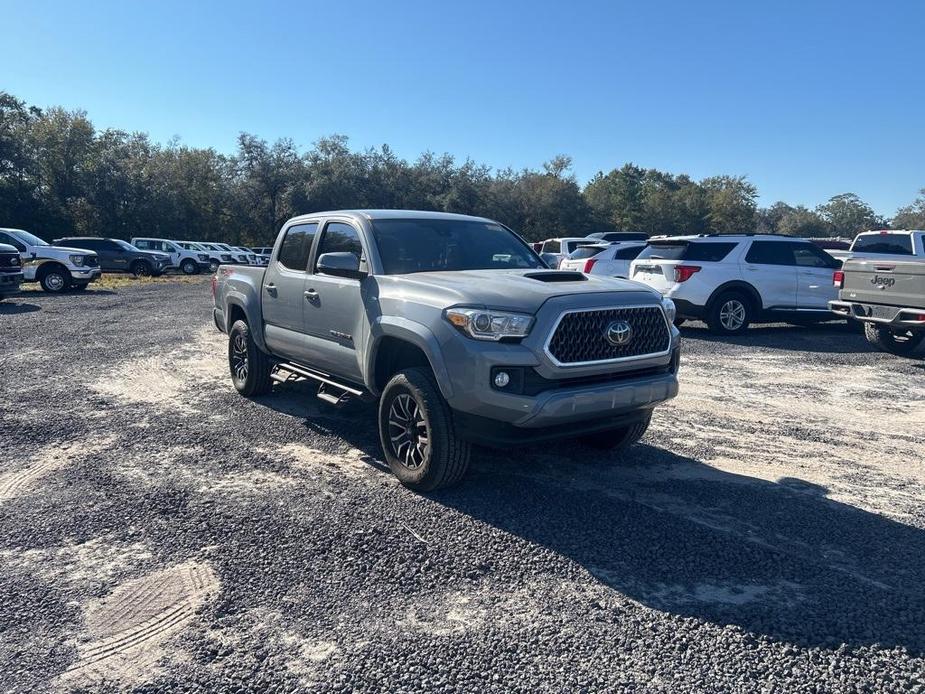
[285,209,495,225]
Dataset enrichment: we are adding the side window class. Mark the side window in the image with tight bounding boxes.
[745,241,794,266]
[314,222,363,271]
[685,242,737,262]
[793,244,834,268]
[0,232,26,252]
[135,240,153,250]
[615,245,644,260]
[277,223,318,271]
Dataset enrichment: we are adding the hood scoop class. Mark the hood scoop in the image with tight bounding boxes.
[523,271,587,283]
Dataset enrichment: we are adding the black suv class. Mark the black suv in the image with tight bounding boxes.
[53,237,171,277]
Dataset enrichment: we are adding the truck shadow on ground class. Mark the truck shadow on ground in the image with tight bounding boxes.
[678,320,879,354]
[0,301,41,315]
[274,392,925,653]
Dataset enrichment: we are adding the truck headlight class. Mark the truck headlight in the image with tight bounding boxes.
[69,255,85,266]
[661,297,676,324]
[445,307,533,341]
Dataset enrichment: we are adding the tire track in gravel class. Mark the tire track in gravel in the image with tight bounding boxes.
[60,561,219,688]
[0,438,114,503]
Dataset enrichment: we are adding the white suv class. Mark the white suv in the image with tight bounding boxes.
[559,242,646,278]
[629,234,842,334]
[538,237,597,267]
[130,237,211,275]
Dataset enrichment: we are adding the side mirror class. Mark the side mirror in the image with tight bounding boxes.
[317,252,364,279]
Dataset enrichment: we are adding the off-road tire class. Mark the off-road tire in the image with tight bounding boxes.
[130,260,152,278]
[707,291,752,335]
[39,266,70,293]
[180,259,199,275]
[580,412,652,451]
[378,367,470,492]
[228,319,273,396]
[864,322,925,357]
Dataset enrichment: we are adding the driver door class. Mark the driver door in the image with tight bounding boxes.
[301,220,368,381]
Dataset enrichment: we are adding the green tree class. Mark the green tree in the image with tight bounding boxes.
[700,175,757,234]
[892,188,925,229]
[816,193,884,237]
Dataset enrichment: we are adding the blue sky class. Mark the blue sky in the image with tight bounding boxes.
[4,0,923,215]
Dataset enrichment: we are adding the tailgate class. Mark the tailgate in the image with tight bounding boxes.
[842,259,925,309]
[631,260,681,292]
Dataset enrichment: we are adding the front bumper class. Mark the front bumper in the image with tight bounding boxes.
[439,292,681,432]
[71,268,102,283]
[0,271,23,295]
[830,300,925,327]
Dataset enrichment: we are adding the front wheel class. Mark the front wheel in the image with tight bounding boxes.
[209,259,220,272]
[180,259,199,275]
[378,367,470,492]
[131,261,152,278]
[40,267,70,293]
[228,320,273,396]
[707,291,752,335]
[864,322,925,357]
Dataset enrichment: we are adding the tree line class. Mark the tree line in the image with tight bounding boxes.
[2,91,923,245]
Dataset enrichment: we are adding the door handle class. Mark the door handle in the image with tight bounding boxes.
[304,289,319,301]
[263,283,277,295]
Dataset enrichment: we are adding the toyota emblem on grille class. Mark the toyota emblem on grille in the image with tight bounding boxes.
[605,320,633,346]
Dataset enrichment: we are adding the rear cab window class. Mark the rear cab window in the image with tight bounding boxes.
[852,233,914,255]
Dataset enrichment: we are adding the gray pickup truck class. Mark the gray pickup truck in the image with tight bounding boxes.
[212,210,680,490]
[830,257,925,357]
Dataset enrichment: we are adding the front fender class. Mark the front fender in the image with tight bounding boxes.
[366,316,453,399]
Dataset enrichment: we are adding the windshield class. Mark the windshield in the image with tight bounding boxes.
[113,239,137,251]
[10,229,49,247]
[371,219,544,275]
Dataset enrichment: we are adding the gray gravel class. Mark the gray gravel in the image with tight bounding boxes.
[1,281,924,693]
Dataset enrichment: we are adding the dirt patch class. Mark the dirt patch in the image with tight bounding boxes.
[0,437,115,503]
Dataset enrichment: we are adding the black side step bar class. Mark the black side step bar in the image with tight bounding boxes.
[271,361,373,405]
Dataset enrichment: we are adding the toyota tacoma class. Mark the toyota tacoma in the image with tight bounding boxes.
[213,210,680,490]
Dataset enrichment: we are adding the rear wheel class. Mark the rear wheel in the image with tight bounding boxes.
[228,320,273,396]
[180,259,198,275]
[864,322,925,357]
[208,259,220,272]
[580,412,651,451]
[707,291,752,335]
[378,367,470,491]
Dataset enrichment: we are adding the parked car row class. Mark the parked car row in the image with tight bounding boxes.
[0,227,272,293]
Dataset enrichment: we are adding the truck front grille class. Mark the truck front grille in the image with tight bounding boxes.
[546,306,670,365]
[0,253,21,273]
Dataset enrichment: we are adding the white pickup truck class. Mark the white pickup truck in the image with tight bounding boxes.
[0,227,101,292]
[829,230,925,262]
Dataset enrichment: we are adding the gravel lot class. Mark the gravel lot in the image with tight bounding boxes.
[1,280,924,693]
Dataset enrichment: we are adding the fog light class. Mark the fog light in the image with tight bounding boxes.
[493,371,511,388]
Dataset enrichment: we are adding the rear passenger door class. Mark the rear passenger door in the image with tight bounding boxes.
[301,221,367,381]
[742,241,797,309]
[262,222,319,362]
[100,240,129,271]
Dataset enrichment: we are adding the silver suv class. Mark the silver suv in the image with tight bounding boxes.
[213,210,680,491]
[630,234,842,334]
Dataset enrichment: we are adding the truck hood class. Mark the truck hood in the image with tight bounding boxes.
[375,269,658,313]
[40,246,96,258]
